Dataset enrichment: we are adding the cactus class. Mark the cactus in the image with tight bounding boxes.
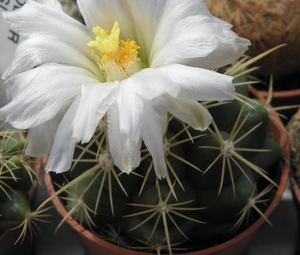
[288,110,300,185]
[0,126,49,244]
[44,55,286,254]
[206,0,300,80]
[0,129,34,199]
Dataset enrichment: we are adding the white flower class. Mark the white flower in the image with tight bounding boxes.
[0,0,250,178]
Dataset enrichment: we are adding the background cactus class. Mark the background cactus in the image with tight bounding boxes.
[288,110,300,185]
[0,126,44,244]
[47,59,286,254]
[206,0,300,86]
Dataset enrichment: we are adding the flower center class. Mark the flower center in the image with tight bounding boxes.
[87,21,142,82]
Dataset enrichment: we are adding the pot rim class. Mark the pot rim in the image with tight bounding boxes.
[248,84,300,100]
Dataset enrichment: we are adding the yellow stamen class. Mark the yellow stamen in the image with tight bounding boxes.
[87,21,142,82]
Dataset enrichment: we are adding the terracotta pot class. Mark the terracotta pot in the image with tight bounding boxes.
[248,85,300,125]
[0,158,40,255]
[43,110,290,255]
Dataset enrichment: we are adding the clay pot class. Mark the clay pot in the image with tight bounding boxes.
[43,109,290,255]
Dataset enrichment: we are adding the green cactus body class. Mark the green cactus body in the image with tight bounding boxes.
[186,130,244,190]
[2,155,34,194]
[121,212,196,246]
[65,172,129,229]
[0,190,31,231]
[58,73,284,253]
[207,99,245,133]
[247,136,283,185]
[0,133,35,200]
[234,99,269,151]
[138,130,187,185]
[129,180,197,226]
[0,129,39,242]
[196,167,255,223]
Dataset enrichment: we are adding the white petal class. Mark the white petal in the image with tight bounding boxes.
[107,104,141,173]
[194,17,251,69]
[117,82,144,145]
[3,1,91,52]
[26,0,62,10]
[163,0,211,18]
[127,68,179,100]
[3,37,100,79]
[0,64,99,129]
[152,15,216,67]
[26,101,70,156]
[165,95,212,131]
[121,0,165,60]
[73,81,119,143]
[151,14,250,68]
[150,0,212,64]
[26,124,56,157]
[78,0,164,60]
[46,95,81,173]
[77,0,135,39]
[141,98,168,179]
[155,0,211,43]
[160,64,235,101]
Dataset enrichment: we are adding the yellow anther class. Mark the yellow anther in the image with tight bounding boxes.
[87,21,142,82]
